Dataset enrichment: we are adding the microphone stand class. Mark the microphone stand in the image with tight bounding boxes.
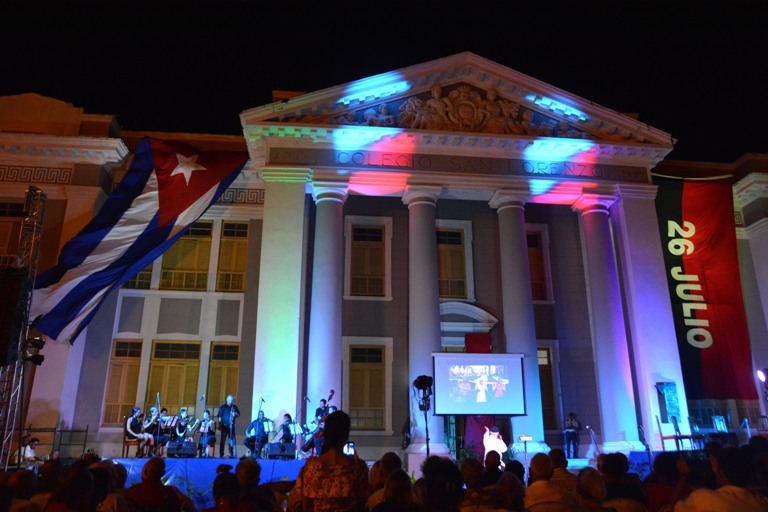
[154,393,161,456]
[229,401,238,458]
[638,424,652,467]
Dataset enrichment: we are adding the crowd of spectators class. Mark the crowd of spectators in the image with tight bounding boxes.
[1,415,768,512]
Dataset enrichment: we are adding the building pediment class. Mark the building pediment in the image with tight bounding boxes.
[241,52,674,168]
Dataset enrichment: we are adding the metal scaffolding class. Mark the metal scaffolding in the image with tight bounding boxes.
[0,186,46,469]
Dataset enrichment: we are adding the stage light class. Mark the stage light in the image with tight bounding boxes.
[24,355,44,366]
[413,375,433,392]
[28,337,45,350]
[758,368,768,383]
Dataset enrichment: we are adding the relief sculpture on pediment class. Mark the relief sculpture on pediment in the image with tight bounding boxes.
[326,83,624,140]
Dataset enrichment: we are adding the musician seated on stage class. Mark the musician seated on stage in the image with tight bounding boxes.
[174,408,199,442]
[143,406,171,456]
[277,414,295,444]
[197,409,216,458]
[126,407,154,457]
[244,411,269,459]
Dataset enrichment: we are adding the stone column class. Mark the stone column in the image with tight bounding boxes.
[403,185,448,473]
[307,182,348,407]
[610,184,690,450]
[572,193,640,453]
[489,190,546,453]
[252,168,310,423]
[735,174,768,416]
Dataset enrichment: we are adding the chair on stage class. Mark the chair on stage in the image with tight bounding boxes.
[122,416,140,457]
[656,415,679,451]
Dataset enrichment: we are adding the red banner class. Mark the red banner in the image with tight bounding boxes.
[654,176,756,399]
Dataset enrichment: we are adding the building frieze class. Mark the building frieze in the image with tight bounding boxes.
[244,123,671,169]
[0,133,128,166]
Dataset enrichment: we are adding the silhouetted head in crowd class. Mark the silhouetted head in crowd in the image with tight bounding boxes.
[383,468,415,509]
[461,457,485,490]
[213,471,241,507]
[529,452,554,483]
[88,466,111,510]
[599,452,627,482]
[716,445,756,488]
[320,410,351,455]
[549,448,568,469]
[142,456,166,481]
[380,451,403,477]
[504,459,526,485]
[577,467,607,501]
[647,451,680,484]
[236,457,262,487]
[424,457,464,510]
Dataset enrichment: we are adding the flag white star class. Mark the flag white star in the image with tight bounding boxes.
[170,153,207,184]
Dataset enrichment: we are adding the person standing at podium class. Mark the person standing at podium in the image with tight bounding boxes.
[564,412,581,459]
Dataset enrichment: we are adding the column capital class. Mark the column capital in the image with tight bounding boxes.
[311,181,349,204]
[572,193,617,215]
[734,172,768,210]
[489,189,529,211]
[402,185,442,207]
[260,166,312,183]
[614,182,659,200]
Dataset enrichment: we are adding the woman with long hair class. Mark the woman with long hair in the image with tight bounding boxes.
[289,410,370,511]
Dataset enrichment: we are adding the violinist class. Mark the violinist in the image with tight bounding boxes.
[277,413,295,444]
[244,410,269,459]
[126,407,154,457]
[175,408,199,442]
[197,409,216,458]
[143,406,170,456]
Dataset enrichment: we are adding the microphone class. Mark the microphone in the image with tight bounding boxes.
[261,397,265,402]
[304,396,311,403]
[200,395,205,402]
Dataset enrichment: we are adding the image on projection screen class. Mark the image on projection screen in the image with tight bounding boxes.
[433,352,525,416]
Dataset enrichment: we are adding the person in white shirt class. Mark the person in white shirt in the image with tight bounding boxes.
[483,426,508,465]
[24,437,41,463]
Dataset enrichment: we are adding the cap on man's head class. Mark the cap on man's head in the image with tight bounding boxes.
[490,426,499,434]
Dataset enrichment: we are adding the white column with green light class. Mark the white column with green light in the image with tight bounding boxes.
[490,190,547,455]
[403,185,449,473]
[252,168,310,425]
[573,193,641,453]
[307,182,348,409]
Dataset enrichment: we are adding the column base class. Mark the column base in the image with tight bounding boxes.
[405,442,451,478]
[598,440,647,457]
[509,441,550,466]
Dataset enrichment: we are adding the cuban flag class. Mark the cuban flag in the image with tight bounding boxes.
[30,137,249,344]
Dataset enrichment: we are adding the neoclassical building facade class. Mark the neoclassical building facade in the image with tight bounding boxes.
[1,53,766,466]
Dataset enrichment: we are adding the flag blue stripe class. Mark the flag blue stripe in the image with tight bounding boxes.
[32,137,247,343]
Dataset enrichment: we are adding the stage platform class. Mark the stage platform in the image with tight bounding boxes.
[112,457,305,510]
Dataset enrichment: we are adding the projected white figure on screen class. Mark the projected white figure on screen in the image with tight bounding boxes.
[474,375,489,402]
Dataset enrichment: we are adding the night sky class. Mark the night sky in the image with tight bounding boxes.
[2,2,764,163]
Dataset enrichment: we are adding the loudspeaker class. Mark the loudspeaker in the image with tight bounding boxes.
[0,268,30,366]
[167,440,196,458]
[267,442,296,459]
